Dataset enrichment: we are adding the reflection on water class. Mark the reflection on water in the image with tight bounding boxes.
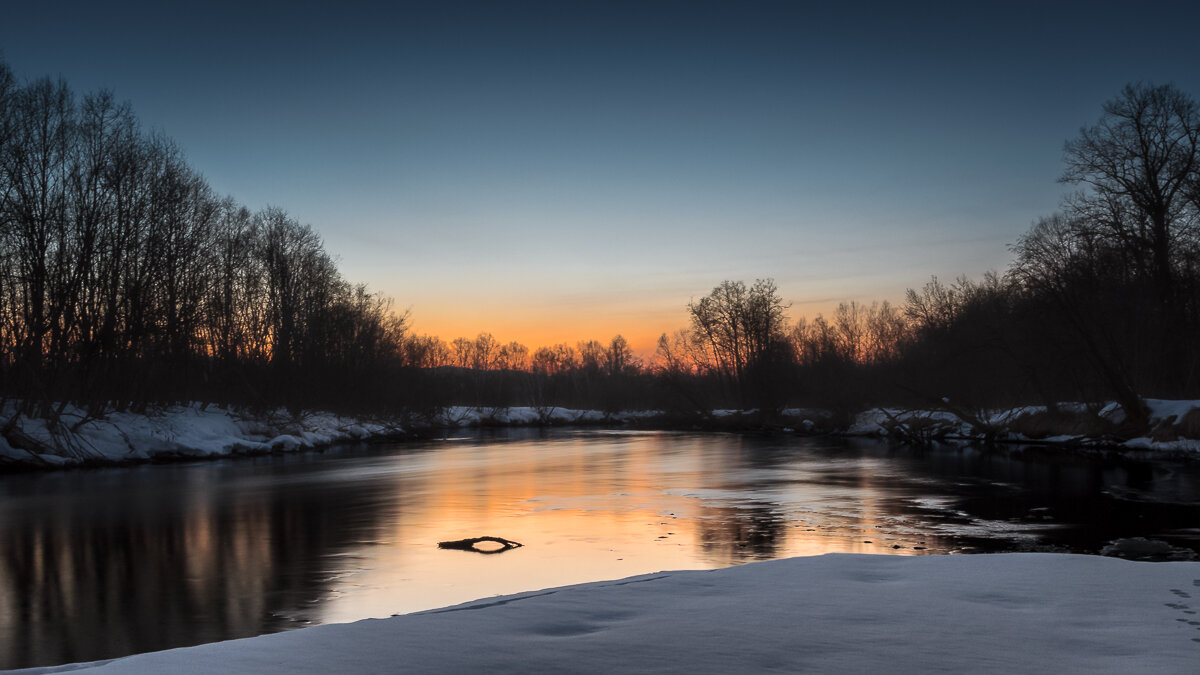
[2,430,1200,669]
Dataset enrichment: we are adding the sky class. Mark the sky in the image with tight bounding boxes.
[3,1,1199,353]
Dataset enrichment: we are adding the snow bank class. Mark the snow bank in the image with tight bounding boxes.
[0,404,665,468]
[435,406,651,427]
[0,403,404,467]
[837,399,1200,453]
[9,397,1200,469]
[844,408,972,438]
[22,553,1200,674]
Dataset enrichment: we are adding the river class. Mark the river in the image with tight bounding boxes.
[2,429,1199,669]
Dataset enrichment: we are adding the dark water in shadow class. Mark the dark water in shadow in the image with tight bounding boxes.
[2,429,1199,669]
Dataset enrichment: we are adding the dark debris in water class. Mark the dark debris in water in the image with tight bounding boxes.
[437,536,523,555]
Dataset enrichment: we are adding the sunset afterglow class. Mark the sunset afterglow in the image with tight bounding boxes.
[5,2,1200,671]
[6,3,1195,351]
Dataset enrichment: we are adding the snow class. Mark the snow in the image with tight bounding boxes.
[838,400,1200,453]
[846,408,968,437]
[20,553,1200,674]
[7,398,1200,469]
[0,404,670,468]
[436,406,648,426]
[1146,399,1200,422]
[0,403,407,466]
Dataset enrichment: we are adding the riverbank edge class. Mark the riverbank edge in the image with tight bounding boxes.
[3,399,1200,471]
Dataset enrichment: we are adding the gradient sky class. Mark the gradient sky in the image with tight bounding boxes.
[4,1,1199,353]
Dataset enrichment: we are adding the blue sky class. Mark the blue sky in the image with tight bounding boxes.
[4,1,1199,349]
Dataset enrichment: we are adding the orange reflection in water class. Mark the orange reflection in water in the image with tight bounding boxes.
[315,431,932,624]
[0,430,960,669]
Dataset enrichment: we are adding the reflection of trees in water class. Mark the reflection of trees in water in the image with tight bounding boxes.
[696,503,787,564]
[690,435,790,564]
[0,466,392,669]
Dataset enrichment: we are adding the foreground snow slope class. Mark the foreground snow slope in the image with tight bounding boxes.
[24,553,1200,674]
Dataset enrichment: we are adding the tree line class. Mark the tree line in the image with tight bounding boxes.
[659,83,1200,434]
[0,57,662,418]
[0,60,407,416]
[4,54,1198,435]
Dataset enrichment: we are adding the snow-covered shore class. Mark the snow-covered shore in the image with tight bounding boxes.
[19,553,1200,673]
[696,399,1200,455]
[5,398,1200,469]
[837,398,1200,454]
[0,403,403,467]
[0,404,651,468]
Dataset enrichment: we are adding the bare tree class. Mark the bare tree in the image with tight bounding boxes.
[470,332,497,370]
[450,337,472,368]
[687,279,788,405]
[1062,82,1200,305]
[605,334,638,376]
[2,76,74,399]
[400,334,449,368]
[495,340,528,371]
[577,339,605,374]
[1009,213,1150,427]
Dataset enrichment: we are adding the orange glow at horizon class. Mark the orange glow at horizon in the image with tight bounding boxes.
[409,314,674,358]
[403,295,851,358]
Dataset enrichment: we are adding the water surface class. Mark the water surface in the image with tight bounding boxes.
[2,429,1199,669]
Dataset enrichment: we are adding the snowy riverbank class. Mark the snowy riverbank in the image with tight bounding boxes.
[19,552,1200,673]
[842,398,1200,454]
[0,403,400,467]
[0,403,661,468]
[4,398,1200,469]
